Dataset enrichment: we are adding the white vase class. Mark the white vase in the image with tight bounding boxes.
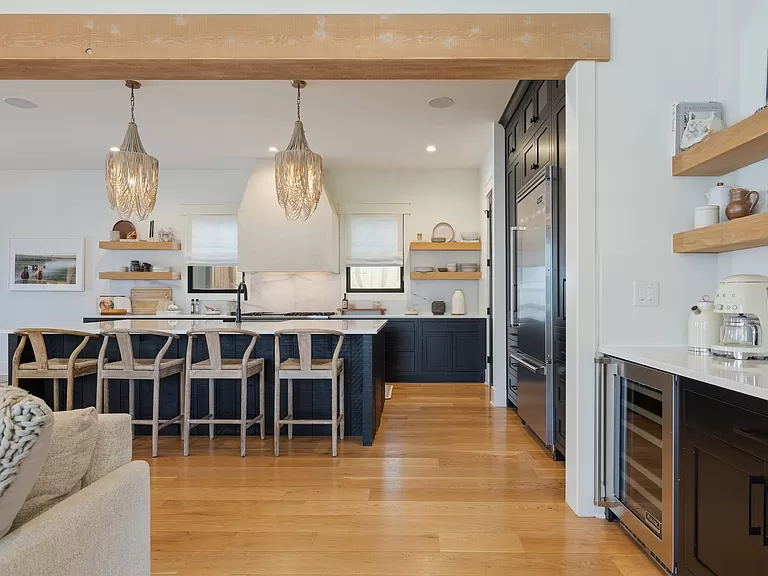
[451,289,466,315]
[706,182,731,223]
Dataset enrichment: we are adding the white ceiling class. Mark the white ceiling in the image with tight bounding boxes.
[0,80,516,170]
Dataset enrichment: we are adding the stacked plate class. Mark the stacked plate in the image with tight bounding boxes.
[415,266,435,273]
[459,263,479,272]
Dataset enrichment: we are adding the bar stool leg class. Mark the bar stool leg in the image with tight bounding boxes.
[52,378,60,412]
[179,366,185,452]
[259,369,265,440]
[240,373,248,457]
[129,379,136,438]
[331,375,338,457]
[96,373,103,414]
[152,376,160,458]
[209,378,215,439]
[66,374,75,411]
[288,378,294,440]
[103,378,110,414]
[274,374,281,457]
[339,368,345,440]
[184,371,192,457]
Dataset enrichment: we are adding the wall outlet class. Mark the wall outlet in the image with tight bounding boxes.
[633,281,659,307]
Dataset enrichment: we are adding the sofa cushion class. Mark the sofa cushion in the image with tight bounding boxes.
[82,414,132,487]
[13,407,99,528]
[0,387,54,538]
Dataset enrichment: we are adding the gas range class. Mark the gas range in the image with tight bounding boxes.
[227,311,338,320]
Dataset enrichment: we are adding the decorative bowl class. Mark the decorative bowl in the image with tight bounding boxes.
[461,232,480,241]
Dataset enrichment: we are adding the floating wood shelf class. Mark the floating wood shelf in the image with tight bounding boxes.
[99,272,182,280]
[410,241,481,251]
[99,241,181,250]
[672,107,768,176]
[673,212,768,253]
[411,272,481,280]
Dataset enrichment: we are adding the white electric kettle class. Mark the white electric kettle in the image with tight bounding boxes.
[688,295,722,355]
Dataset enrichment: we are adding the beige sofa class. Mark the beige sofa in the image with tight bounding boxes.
[0,413,151,576]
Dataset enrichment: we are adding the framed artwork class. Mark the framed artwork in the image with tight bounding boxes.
[9,238,85,292]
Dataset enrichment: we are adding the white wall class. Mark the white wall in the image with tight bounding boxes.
[716,0,768,279]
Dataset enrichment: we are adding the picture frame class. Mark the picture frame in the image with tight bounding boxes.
[9,238,85,292]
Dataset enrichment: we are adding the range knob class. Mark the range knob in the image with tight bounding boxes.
[715,304,724,310]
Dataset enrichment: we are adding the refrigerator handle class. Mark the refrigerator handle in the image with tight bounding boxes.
[594,356,613,507]
[509,351,546,375]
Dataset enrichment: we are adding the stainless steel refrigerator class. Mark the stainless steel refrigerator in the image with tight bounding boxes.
[509,167,558,449]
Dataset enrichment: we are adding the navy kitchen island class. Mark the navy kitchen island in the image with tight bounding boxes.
[6,319,386,446]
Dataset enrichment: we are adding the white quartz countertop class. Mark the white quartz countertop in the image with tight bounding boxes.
[337,314,487,319]
[3,318,388,336]
[599,346,768,403]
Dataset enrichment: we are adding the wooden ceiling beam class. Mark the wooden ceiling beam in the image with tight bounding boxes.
[0,13,609,80]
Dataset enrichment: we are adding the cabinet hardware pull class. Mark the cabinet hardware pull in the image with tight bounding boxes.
[530,163,539,171]
[509,351,545,375]
[734,428,768,448]
[748,476,765,537]
[530,115,539,124]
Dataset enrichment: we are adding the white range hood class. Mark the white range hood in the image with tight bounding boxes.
[238,161,339,273]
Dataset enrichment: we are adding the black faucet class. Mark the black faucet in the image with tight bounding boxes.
[236,273,248,323]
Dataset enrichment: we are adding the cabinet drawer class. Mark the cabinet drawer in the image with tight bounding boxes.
[385,329,415,351]
[684,388,768,462]
[421,319,484,333]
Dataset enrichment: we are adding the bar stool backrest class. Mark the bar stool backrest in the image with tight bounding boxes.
[13,328,97,371]
[98,328,179,370]
[274,329,345,371]
[186,327,261,369]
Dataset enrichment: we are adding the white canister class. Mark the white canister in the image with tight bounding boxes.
[688,296,723,355]
[451,289,466,315]
[694,205,719,228]
[706,182,731,223]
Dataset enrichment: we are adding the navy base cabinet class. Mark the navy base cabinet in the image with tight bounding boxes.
[384,318,486,383]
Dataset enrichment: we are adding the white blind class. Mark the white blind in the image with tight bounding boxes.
[185,214,238,265]
[345,214,403,266]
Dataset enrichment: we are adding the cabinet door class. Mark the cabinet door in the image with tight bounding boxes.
[452,332,484,373]
[534,80,551,126]
[552,78,565,102]
[522,121,551,185]
[680,426,768,576]
[421,332,452,373]
[506,110,523,164]
[522,86,538,143]
[554,98,566,321]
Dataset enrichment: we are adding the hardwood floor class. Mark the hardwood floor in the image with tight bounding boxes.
[135,383,661,576]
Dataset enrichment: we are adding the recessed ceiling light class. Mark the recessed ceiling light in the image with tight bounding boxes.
[3,97,37,109]
[109,147,120,152]
[268,146,279,152]
[426,145,437,153]
[428,96,454,109]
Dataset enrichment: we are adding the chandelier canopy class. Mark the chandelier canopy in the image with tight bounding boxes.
[105,80,159,221]
[275,80,323,221]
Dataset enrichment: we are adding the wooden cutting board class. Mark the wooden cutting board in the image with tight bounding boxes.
[130,287,173,315]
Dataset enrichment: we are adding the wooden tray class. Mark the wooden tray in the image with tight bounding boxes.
[130,287,173,315]
[338,308,387,315]
[100,309,128,316]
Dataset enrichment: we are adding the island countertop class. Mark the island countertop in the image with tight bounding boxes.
[2,318,388,336]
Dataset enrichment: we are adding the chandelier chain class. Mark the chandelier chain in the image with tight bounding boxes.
[130,85,135,124]
[296,83,301,121]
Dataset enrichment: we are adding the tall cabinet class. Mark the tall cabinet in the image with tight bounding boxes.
[502,79,567,458]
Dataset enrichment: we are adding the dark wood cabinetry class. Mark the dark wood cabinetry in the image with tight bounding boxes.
[384,319,486,383]
[503,79,566,451]
[679,381,768,576]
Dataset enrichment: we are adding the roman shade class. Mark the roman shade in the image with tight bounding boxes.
[185,215,238,266]
[344,214,404,266]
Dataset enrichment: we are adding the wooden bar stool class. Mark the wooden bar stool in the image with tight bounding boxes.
[98,328,185,457]
[184,327,265,457]
[274,329,345,457]
[11,329,100,411]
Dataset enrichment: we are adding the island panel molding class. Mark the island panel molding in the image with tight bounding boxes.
[0,14,609,80]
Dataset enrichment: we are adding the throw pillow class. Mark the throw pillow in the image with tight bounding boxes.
[0,386,54,538]
[13,407,99,528]
[82,413,132,487]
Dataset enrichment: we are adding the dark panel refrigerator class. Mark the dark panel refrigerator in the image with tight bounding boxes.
[509,167,559,449]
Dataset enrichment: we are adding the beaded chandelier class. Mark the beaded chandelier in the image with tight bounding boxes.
[275,80,323,221]
[105,80,159,221]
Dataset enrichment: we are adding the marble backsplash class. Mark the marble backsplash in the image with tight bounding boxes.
[245,273,340,312]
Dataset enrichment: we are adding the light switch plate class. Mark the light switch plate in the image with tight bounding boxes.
[633,281,659,307]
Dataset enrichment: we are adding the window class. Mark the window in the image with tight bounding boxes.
[185,214,239,293]
[345,214,404,294]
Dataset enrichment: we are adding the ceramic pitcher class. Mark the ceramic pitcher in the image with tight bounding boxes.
[725,188,760,220]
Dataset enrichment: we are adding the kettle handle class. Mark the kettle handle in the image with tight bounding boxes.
[748,190,760,213]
